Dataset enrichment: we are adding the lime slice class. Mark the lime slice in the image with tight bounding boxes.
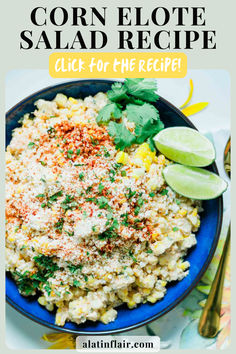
[154,127,215,167]
[163,164,227,200]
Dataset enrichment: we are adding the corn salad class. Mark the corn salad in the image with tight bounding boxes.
[5,92,201,326]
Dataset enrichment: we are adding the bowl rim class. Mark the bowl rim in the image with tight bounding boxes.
[6,79,223,335]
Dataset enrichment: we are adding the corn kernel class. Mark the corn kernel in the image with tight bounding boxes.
[133,293,142,303]
[147,295,158,303]
[142,288,152,295]
[116,151,129,164]
[178,208,187,217]
[45,303,54,311]
[127,299,136,309]
[54,93,67,108]
[192,208,198,217]
[131,167,145,180]
[104,273,112,281]
[157,155,165,165]
[134,143,157,171]
[147,178,160,191]
[87,277,95,286]
[178,261,189,270]
[151,232,159,240]
[22,225,27,230]
[67,112,73,118]
[8,236,15,242]
[38,296,47,306]
[195,219,200,228]
[55,314,64,326]
[118,288,128,299]
[69,97,78,105]
[100,309,116,324]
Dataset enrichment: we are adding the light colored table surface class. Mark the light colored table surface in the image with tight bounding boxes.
[5,70,230,349]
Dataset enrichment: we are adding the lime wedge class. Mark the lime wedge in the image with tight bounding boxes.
[154,127,215,167]
[163,164,227,200]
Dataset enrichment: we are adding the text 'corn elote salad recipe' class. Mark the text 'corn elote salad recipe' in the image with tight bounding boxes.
[6,79,225,327]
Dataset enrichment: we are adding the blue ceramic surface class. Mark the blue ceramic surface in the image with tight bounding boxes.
[6,80,223,334]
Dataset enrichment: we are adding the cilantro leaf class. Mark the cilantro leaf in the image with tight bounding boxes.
[28,142,35,149]
[126,103,164,144]
[126,103,159,124]
[96,103,122,125]
[147,137,156,152]
[97,196,109,209]
[68,264,83,274]
[125,78,159,102]
[98,228,119,240]
[128,97,146,106]
[34,254,59,273]
[107,82,129,103]
[108,121,136,150]
[96,79,164,150]
[135,119,164,144]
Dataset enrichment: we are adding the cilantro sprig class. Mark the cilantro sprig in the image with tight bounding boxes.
[96,79,164,150]
[125,78,159,102]
[12,254,59,296]
[96,103,122,125]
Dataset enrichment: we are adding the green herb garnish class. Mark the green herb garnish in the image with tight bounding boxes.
[134,206,140,216]
[47,126,56,137]
[49,190,63,202]
[129,250,137,263]
[61,194,77,211]
[125,78,159,102]
[90,136,99,146]
[79,172,85,180]
[96,103,122,125]
[65,231,74,236]
[73,280,81,287]
[160,189,168,196]
[98,183,105,194]
[121,213,129,226]
[74,163,85,167]
[28,142,35,148]
[125,188,136,200]
[36,194,45,198]
[96,79,163,150]
[66,149,74,159]
[97,196,109,209]
[98,229,119,240]
[108,121,136,150]
[85,197,96,202]
[68,264,83,274]
[54,218,64,233]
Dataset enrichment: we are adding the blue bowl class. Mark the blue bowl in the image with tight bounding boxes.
[6,79,223,334]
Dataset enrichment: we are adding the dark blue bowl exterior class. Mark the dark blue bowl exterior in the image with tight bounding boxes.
[6,80,223,334]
